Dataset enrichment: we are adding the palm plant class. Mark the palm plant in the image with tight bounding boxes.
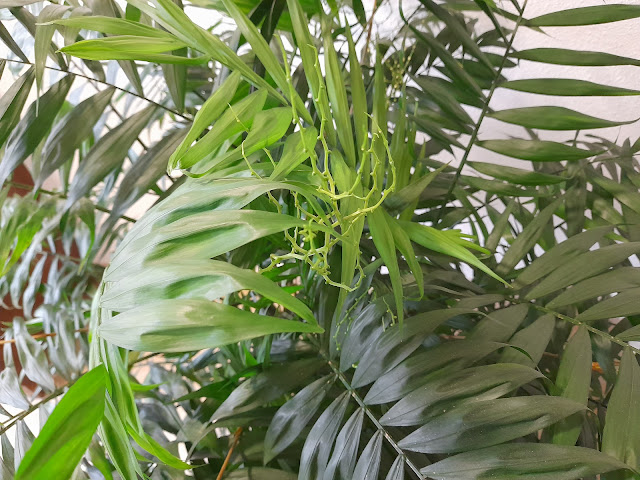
[2,0,640,478]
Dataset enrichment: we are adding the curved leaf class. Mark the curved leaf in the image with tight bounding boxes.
[98,298,323,352]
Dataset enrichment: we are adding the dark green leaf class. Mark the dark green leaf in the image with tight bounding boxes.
[470,161,564,186]
[477,139,598,162]
[470,304,529,343]
[323,409,364,480]
[37,87,114,189]
[64,106,155,209]
[512,48,640,67]
[490,106,637,130]
[352,308,473,388]
[365,340,503,405]
[529,5,640,27]
[602,348,640,472]
[264,375,334,463]
[551,327,592,446]
[380,363,542,426]
[422,444,630,480]
[299,392,350,480]
[0,74,72,188]
[515,226,612,288]
[496,198,562,276]
[548,267,640,309]
[526,242,640,300]
[577,287,640,322]
[500,314,555,367]
[0,67,34,148]
[399,396,584,453]
[213,358,324,420]
[500,78,640,96]
[351,431,382,480]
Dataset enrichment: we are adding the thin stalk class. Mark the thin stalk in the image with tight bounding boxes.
[435,0,529,226]
[0,57,190,122]
[7,180,137,223]
[322,354,424,479]
[0,327,88,346]
[532,304,640,357]
[0,385,66,436]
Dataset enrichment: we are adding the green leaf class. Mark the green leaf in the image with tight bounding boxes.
[105,182,327,282]
[496,198,562,276]
[525,242,640,300]
[37,87,115,189]
[402,221,506,284]
[35,5,69,94]
[489,106,637,130]
[500,314,555,367]
[264,375,334,463]
[365,340,503,405]
[469,161,564,186]
[418,0,493,70]
[0,22,29,62]
[551,326,592,446]
[221,0,310,123]
[477,139,598,162]
[0,67,34,148]
[339,297,389,371]
[351,431,383,479]
[369,208,404,325]
[107,128,187,223]
[52,15,179,38]
[285,0,336,143]
[529,5,640,27]
[385,164,447,210]
[515,226,612,288]
[299,392,350,480]
[469,304,529,343]
[98,298,323,352]
[352,308,473,388]
[548,267,640,309]
[60,36,207,64]
[64,106,155,209]
[385,457,405,480]
[379,363,542,426]
[0,74,73,188]
[323,409,365,480]
[167,71,242,170]
[500,78,640,96]
[270,127,318,180]
[602,348,640,473]
[512,48,640,67]
[126,425,190,469]
[15,365,106,480]
[388,215,424,297]
[399,396,584,453]
[100,259,317,325]
[323,22,356,167]
[422,444,630,480]
[577,287,640,322]
[345,22,368,159]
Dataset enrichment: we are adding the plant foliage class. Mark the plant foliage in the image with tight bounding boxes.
[1,0,640,479]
